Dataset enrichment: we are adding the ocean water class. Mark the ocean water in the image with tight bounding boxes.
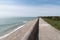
[0,17,36,36]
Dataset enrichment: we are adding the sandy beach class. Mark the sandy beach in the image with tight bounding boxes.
[0,19,38,40]
[0,25,24,39]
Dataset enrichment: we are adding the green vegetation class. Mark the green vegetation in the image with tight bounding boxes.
[42,17,60,30]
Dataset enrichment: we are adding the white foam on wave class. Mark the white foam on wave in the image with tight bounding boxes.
[23,21,28,23]
[0,24,25,39]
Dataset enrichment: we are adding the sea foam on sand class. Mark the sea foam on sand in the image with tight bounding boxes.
[0,25,25,39]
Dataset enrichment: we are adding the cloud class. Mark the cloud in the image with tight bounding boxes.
[0,4,60,18]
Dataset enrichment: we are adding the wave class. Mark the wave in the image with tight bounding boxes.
[23,21,28,23]
[0,24,25,39]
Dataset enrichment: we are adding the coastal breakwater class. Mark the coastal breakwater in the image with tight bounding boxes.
[0,18,39,40]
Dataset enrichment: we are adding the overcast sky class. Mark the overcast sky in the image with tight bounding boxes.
[0,0,60,18]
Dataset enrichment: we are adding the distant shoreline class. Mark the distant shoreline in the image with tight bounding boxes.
[0,24,25,39]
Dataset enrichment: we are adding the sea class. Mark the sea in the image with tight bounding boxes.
[0,17,36,36]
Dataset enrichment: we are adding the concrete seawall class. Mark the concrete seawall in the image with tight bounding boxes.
[27,18,39,40]
[0,18,39,40]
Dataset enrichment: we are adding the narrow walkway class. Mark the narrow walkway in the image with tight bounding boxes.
[39,18,60,40]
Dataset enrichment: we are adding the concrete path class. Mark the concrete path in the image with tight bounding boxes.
[39,18,60,40]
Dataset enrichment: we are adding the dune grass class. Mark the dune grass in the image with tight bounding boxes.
[43,18,60,30]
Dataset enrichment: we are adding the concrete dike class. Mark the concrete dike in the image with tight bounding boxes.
[0,18,39,40]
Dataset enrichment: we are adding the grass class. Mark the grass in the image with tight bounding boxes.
[42,18,60,30]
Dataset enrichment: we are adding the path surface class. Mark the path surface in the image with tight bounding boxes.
[39,18,60,40]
